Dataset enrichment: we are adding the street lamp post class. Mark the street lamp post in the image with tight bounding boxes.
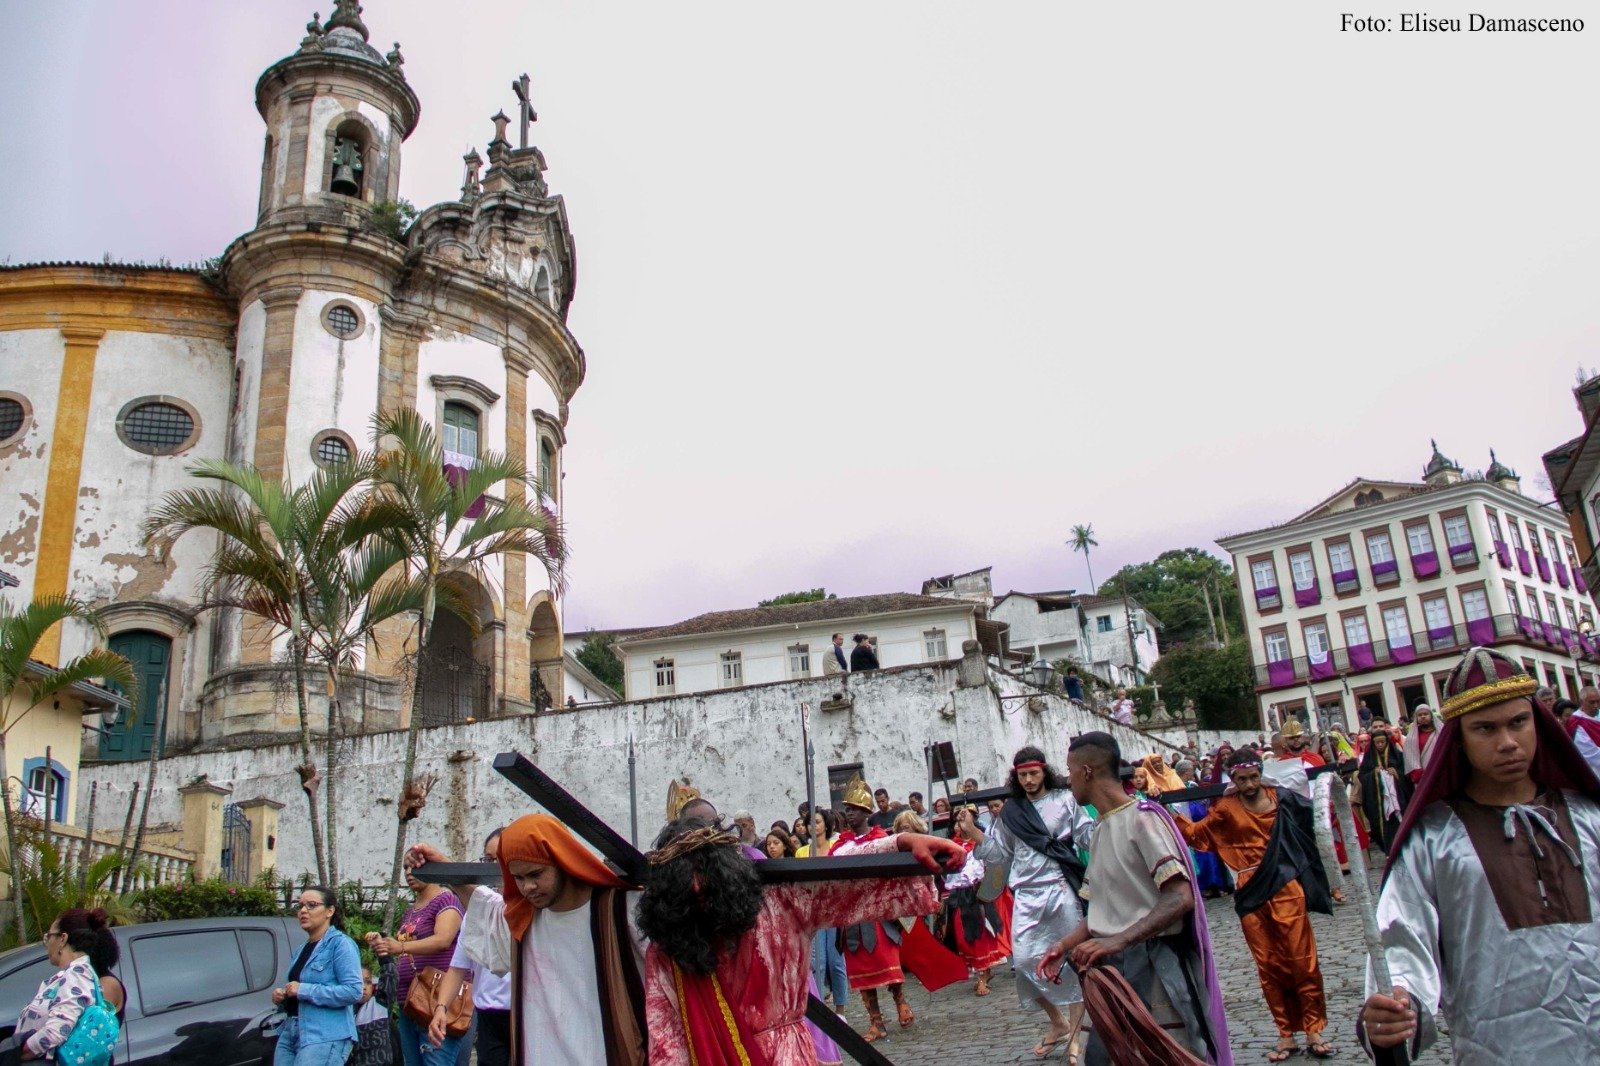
[1571,618,1595,694]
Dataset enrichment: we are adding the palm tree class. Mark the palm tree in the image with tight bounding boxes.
[292,454,430,892]
[1069,524,1099,594]
[366,409,566,931]
[0,596,136,940]
[144,462,333,886]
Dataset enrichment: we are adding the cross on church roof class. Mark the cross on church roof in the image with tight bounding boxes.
[511,72,538,149]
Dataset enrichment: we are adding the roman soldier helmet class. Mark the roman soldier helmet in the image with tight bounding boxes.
[665,779,701,823]
[1439,646,1538,720]
[1281,718,1305,738]
[841,772,874,811]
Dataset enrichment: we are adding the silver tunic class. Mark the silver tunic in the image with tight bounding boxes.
[1365,790,1600,1065]
[974,788,1095,1009]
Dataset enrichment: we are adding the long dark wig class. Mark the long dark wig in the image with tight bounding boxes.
[636,817,765,976]
[1006,744,1070,801]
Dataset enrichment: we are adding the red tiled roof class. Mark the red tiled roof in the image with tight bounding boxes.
[619,593,974,643]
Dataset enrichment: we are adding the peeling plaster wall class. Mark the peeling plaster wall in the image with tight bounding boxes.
[76,659,1190,882]
[0,328,63,603]
[282,291,381,485]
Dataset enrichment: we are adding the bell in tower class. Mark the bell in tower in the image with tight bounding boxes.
[330,136,364,197]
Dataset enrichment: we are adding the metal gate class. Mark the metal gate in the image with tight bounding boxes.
[220,804,252,883]
[417,645,490,726]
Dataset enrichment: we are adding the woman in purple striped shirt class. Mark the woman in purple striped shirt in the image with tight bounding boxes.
[367,872,463,1066]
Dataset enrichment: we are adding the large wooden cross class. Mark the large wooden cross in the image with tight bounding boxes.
[412,750,918,1065]
[511,73,537,149]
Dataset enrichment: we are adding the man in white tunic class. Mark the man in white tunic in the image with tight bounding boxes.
[1359,647,1600,1065]
[423,813,647,1066]
[960,745,1094,1060]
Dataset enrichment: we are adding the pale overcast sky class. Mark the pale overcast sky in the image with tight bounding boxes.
[2,3,1595,630]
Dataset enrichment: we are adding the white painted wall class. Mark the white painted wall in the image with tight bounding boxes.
[233,299,265,466]
[618,607,978,700]
[282,290,381,485]
[75,657,1190,883]
[0,328,65,605]
[991,596,1083,662]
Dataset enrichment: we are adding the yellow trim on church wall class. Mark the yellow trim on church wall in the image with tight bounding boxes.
[1,267,233,663]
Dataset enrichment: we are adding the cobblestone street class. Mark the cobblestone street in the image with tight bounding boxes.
[842,872,1452,1065]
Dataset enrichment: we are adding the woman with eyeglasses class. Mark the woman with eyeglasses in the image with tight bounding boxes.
[1,908,115,1063]
[272,886,363,1065]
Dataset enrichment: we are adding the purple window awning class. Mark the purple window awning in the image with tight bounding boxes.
[1537,555,1553,583]
[1517,548,1533,576]
[443,463,487,518]
[1348,643,1376,670]
[1255,586,1281,605]
[1266,659,1296,686]
[1294,582,1322,608]
[1390,641,1417,664]
[1411,551,1440,579]
[1465,616,1497,646]
[1426,625,1455,649]
[1372,560,1399,581]
[1517,616,1539,641]
[1448,541,1476,561]
[1577,571,1591,595]
[1542,621,1561,644]
[1331,568,1359,588]
[1556,562,1571,588]
[1308,654,1336,680]
[1493,541,1511,567]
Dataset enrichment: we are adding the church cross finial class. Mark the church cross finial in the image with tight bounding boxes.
[511,73,538,149]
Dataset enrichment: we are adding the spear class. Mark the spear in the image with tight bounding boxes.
[1322,766,1410,1065]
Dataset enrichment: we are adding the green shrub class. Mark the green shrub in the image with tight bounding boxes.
[129,878,280,923]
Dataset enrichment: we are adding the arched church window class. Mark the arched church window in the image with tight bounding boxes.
[329,123,367,198]
[534,265,552,307]
[538,437,556,498]
[442,402,480,460]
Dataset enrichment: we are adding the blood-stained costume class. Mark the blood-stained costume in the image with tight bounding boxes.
[1362,647,1600,1065]
[972,786,1094,1011]
[1176,778,1331,1045]
[641,829,939,1066]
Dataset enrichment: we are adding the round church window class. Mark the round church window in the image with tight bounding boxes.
[311,429,356,468]
[117,398,197,455]
[0,397,24,443]
[322,302,363,339]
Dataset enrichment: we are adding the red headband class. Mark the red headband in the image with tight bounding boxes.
[1014,761,1045,771]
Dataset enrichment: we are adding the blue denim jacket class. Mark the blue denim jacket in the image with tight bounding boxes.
[285,927,363,1044]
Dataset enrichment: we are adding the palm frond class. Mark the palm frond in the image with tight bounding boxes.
[0,596,108,696]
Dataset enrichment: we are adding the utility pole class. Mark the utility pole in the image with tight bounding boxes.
[1201,580,1220,646]
[1122,587,1140,685]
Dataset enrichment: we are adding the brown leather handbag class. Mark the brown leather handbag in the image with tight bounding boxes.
[402,965,474,1037]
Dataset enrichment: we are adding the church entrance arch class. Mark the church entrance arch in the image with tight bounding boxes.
[415,577,493,727]
[99,630,170,762]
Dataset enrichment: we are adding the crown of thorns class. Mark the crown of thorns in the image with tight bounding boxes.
[648,825,739,866]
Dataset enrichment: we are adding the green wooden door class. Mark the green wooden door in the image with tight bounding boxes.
[99,631,169,762]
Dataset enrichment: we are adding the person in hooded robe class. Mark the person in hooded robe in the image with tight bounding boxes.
[1359,646,1600,1065]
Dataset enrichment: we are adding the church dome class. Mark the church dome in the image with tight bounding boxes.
[1486,448,1516,482]
[1422,439,1461,483]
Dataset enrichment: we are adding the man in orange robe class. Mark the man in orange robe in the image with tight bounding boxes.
[1175,749,1333,1062]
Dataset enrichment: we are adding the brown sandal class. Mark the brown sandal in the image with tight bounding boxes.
[975,970,991,997]
[863,1012,886,1043]
[896,998,915,1028]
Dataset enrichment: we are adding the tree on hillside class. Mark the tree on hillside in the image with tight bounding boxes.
[1149,640,1257,730]
[574,632,623,692]
[1095,548,1241,647]
[759,588,836,607]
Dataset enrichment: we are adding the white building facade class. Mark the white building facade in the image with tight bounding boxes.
[990,592,1161,687]
[614,594,983,700]
[1218,444,1598,731]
